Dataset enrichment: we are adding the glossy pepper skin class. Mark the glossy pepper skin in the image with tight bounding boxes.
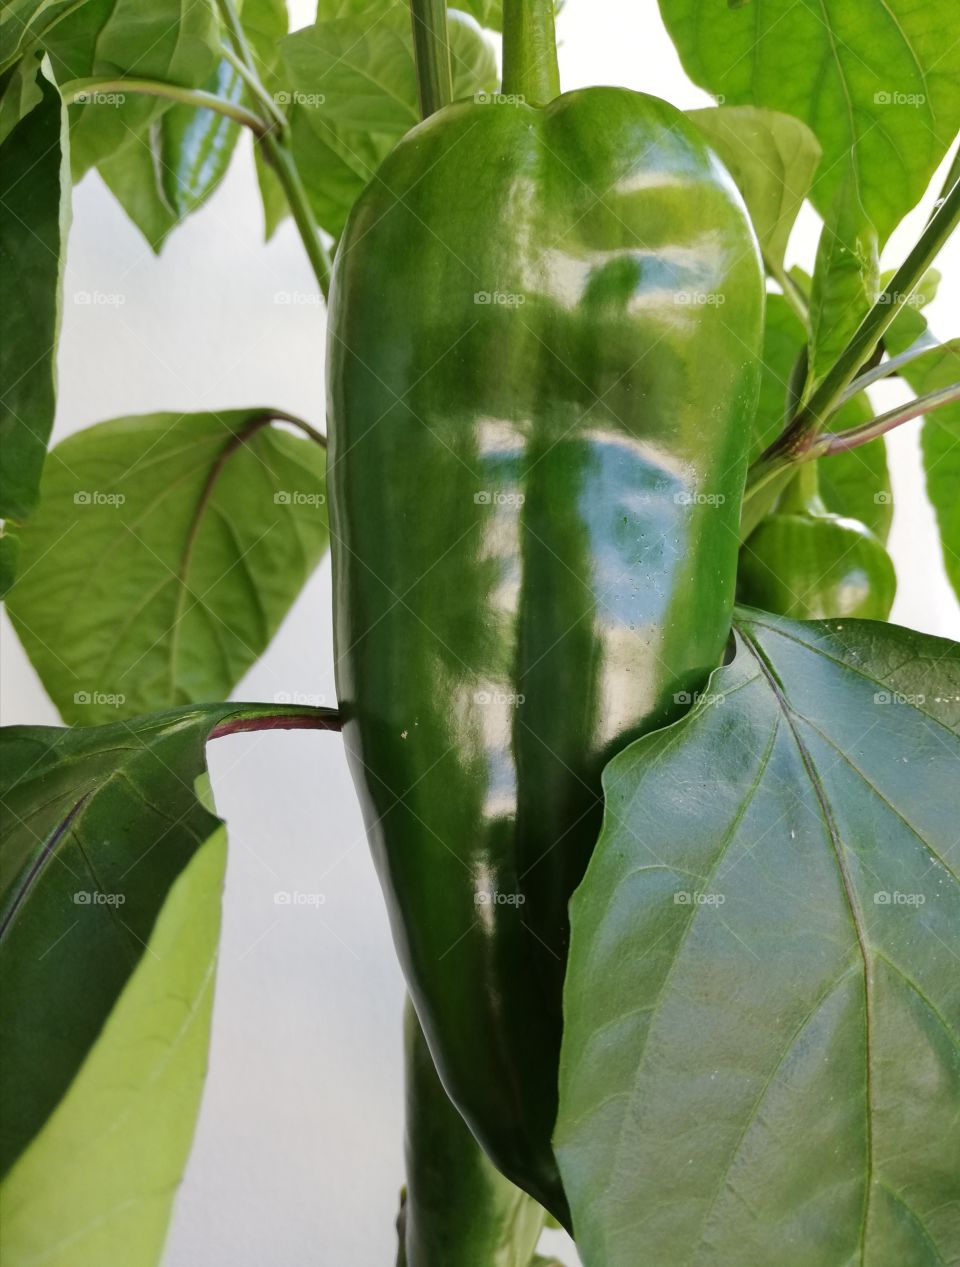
[327,87,763,1216]
[738,467,896,619]
[396,1000,545,1266]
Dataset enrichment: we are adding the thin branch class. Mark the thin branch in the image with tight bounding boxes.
[59,77,269,136]
[839,338,939,401]
[814,381,960,455]
[216,0,334,299]
[260,409,327,447]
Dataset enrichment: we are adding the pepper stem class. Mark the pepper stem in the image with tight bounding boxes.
[502,0,560,106]
[409,0,453,119]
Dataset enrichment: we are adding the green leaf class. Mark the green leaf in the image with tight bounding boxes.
[687,106,820,276]
[809,180,879,385]
[44,0,220,176]
[556,610,960,1266]
[280,15,420,135]
[0,47,43,143]
[238,0,291,239]
[455,0,503,30]
[658,0,960,243]
[898,338,960,603]
[99,60,244,252]
[6,410,329,724]
[0,75,70,525]
[278,9,496,239]
[0,702,239,1175]
[0,531,20,599]
[0,825,226,1267]
[754,294,892,540]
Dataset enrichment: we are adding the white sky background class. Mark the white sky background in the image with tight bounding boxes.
[1,2,957,1264]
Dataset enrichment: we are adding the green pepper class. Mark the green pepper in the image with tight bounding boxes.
[738,463,896,619]
[327,86,763,1216]
[397,999,545,1266]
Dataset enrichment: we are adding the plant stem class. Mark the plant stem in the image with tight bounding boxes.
[813,381,960,455]
[219,42,286,126]
[215,0,334,299]
[60,77,268,135]
[747,173,960,487]
[501,0,560,105]
[209,706,342,740]
[409,0,453,119]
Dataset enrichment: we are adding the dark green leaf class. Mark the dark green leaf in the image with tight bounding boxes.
[0,532,20,599]
[0,46,43,143]
[0,703,239,1175]
[44,0,219,176]
[658,0,960,242]
[687,106,820,276]
[557,610,960,1265]
[6,410,329,723]
[0,76,69,524]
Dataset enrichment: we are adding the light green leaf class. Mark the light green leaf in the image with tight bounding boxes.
[557,610,960,1266]
[455,0,503,30]
[687,106,820,276]
[99,60,244,252]
[43,0,220,176]
[278,9,496,238]
[280,15,420,135]
[809,179,879,385]
[0,75,70,525]
[658,0,960,242]
[0,827,226,1267]
[6,410,329,723]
